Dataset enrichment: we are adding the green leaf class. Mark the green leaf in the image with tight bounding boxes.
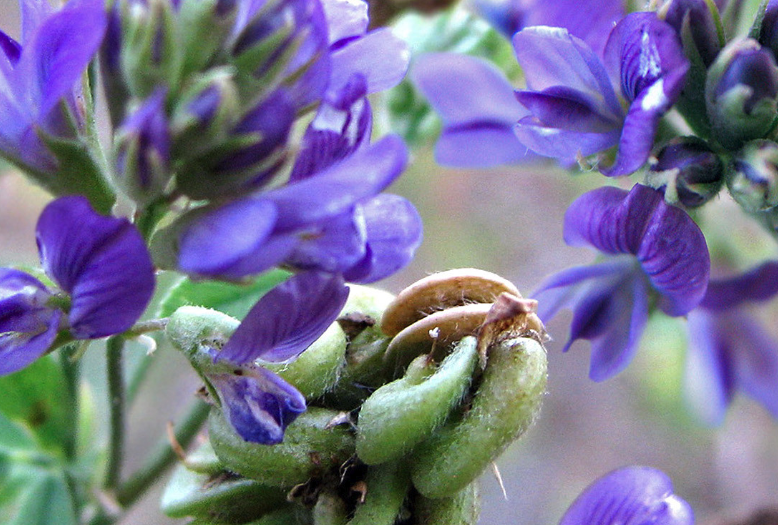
[158,269,292,319]
[0,464,77,525]
[0,355,70,456]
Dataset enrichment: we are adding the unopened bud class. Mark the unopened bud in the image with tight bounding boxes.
[727,139,778,212]
[647,137,724,207]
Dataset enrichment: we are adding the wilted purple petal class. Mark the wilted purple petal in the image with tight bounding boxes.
[0,268,61,376]
[36,196,154,339]
[535,258,650,381]
[266,135,407,231]
[210,368,306,444]
[343,194,423,283]
[559,466,694,525]
[563,185,709,316]
[702,261,778,310]
[328,28,409,96]
[218,271,349,364]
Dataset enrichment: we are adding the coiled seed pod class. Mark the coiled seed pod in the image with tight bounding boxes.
[413,482,481,525]
[356,337,478,465]
[410,336,547,498]
[347,461,412,525]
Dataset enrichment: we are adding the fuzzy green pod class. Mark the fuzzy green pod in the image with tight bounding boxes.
[410,337,547,498]
[348,461,411,525]
[209,407,356,487]
[356,337,478,465]
[413,482,480,525]
[161,442,288,521]
[264,322,348,399]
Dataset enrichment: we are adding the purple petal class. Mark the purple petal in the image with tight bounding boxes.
[15,0,107,119]
[210,368,306,444]
[412,53,526,127]
[36,196,154,339]
[534,258,649,381]
[178,198,282,277]
[563,185,709,316]
[701,261,778,310]
[20,0,54,44]
[515,86,622,133]
[266,135,407,231]
[343,194,423,283]
[284,212,367,274]
[0,31,21,65]
[436,124,536,167]
[289,74,371,181]
[0,268,61,375]
[512,27,622,118]
[684,309,734,425]
[218,271,349,364]
[321,0,368,45]
[328,28,409,95]
[559,466,694,525]
[513,117,621,161]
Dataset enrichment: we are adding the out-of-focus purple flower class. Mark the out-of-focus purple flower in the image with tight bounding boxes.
[412,53,535,167]
[207,272,349,443]
[514,12,689,176]
[705,39,778,150]
[685,262,778,425]
[534,184,709,381]
[559,466,694,525]
[0,0,107,181]
[0,196,155,376]
[474,0,624,55]
[648,137,724,208]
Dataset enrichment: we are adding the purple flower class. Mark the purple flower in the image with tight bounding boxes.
[534,184,709,381]
[0,196,155,376]
[412,53,535,168]
[207,272,349,443]
[0,0,107,183]
[513,12,689,176]
[474,0,623,55]
[559,466,694,525]
[685,262,778,425]
[172,133,421,283]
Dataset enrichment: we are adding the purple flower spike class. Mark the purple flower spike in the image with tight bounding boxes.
[412,53,534,167]
[535,185,710,381]
[0,196,154,375]
[685,262,778,424]
[211,271,349,443]
[559,466,694,525]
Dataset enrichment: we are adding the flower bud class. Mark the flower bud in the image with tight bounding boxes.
[114,90,172,205]
[647,137,724,207]
[727,139,778,212]
[758,0,778,58]
[706,38,778,149]
[661,0,723,67]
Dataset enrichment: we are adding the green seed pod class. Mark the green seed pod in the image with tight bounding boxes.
[410,337,547,498]
[356,337,478,465]
[209,407,356,487]
[413,482,480,525]
[313,490,349,525]
[161,442,288,521]
[265,322,348,399]
[348,461,412,525]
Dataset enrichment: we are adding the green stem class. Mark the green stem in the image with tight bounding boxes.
[59,344,81,461]
[103,336,126,492]
[116,399,210,508]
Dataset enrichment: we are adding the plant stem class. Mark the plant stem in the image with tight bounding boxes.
[104,336,126,492]
[59,343,81,461]
[116,398,210,508]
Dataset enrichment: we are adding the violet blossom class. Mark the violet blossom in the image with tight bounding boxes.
[559,466,694,525]
[685,262,778,425]
[534,184,709,381]
[0,196,155,376]
[204,271,349,444]
[513,12,689,176]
